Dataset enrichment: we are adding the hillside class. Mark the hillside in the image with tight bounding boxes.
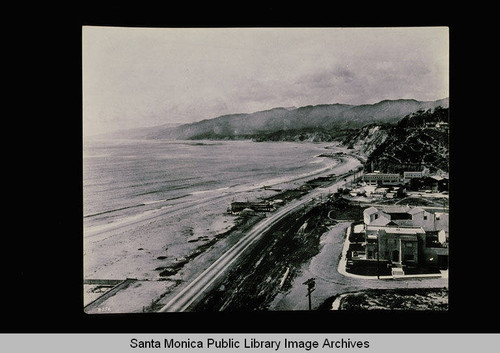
[341,124,393,156]
[118,98,448,140]
[363,107,449,174]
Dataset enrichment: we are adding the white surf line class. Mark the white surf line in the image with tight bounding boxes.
[158,161,358,312]
[84,205,173,238]
[84,191,236,239]
[84,158,342,239]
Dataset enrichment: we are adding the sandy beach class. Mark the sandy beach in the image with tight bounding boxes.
[83,142,354,310]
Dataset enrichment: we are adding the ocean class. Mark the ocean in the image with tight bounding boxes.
[83,138,338,233]
[83,138,346,281]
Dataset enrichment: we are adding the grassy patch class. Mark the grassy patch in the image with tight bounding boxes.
[193,202,334,311]
[337,287,448,311]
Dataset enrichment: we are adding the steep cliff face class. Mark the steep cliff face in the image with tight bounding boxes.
[363,107,449,174]
[366,127,449,173]
[341,124,391,157]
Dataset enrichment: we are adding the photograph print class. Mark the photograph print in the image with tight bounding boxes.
[82,26,449,314]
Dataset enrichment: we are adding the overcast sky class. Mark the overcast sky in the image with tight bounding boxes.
[82,26,449,136]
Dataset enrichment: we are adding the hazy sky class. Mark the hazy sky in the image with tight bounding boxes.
[82,26,449,136]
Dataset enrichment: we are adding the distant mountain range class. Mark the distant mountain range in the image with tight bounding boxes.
[111,98,449,141]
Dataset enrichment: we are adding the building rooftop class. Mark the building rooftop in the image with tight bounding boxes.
[370,217,391,226]
[363,206,379,215]
[392,220,416,227]
[379,205,410,214]
[364,172,400,176]
[379,227,425,235]
[407,207,425,215]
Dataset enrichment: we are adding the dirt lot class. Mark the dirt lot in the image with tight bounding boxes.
[193,199,336,311]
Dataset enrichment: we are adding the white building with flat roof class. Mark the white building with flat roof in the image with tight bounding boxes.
[363,172,401,185]
[403,167,430,182]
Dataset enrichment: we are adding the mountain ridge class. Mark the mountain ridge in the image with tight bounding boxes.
[108,98,449,140]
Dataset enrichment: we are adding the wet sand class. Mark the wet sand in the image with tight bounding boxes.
[83,146,353,310]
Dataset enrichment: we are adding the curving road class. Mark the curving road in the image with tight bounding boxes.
[270,221,448,311]
[158,156,361,312]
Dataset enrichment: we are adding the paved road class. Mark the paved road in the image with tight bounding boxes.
[157,153,449,312]
[270,222,448,310]
[158,156,362,312]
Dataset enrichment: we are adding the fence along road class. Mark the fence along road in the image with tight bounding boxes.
[158,157,360,312]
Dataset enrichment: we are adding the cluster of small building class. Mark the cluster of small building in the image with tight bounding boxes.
[346,185,404,200]
[362,167,448,192]
[344,167,448,201]
[347,205,449,276]
[229,201,274,216]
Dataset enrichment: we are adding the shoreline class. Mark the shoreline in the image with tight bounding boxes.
[83,142,352,311]
[83,142,342,237]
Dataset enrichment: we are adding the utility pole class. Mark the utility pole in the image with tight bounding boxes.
[303,278,315,310]
[376,234,380,279]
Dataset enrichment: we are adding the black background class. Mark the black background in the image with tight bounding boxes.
[3,2,493,334]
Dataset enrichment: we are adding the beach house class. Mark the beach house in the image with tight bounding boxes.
[359,205,449,270]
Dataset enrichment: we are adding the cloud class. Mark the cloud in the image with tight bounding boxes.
[296,65,356,89]
[333,66,356,82]
[83,27,449,134]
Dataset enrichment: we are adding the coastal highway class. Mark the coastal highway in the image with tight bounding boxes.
[158,156,361,312]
